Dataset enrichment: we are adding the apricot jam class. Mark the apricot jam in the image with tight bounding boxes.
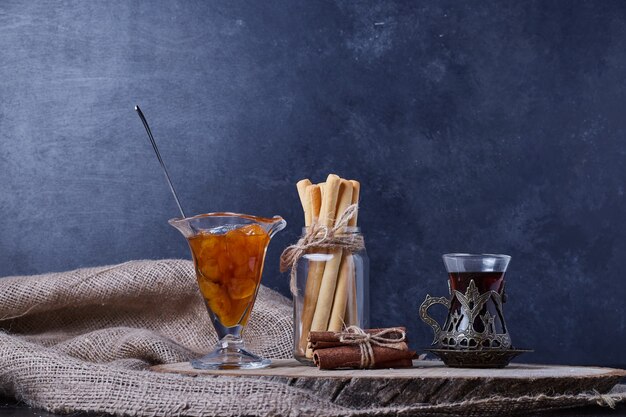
[188,224,269,327]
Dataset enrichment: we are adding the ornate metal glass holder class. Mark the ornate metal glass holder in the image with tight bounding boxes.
[419,254,531,368]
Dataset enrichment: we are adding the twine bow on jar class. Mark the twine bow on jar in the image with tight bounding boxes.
[279,204,364,295]
[336,326,407,369]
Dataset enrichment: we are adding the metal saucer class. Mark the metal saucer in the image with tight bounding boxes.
[425,348,533,368]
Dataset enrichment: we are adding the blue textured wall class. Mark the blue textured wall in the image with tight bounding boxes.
[1,1,624,366]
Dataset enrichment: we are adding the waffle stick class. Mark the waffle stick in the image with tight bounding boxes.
[327,179,355,332]
[296,184,323,356]
[344,180,360,326]
[306,175,343,357]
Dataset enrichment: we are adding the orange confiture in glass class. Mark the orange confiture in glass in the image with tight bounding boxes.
[188,223,269,327]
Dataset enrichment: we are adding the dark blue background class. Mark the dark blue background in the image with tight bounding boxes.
[1,1,624,366]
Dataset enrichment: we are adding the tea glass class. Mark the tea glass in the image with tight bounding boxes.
[420,253,512,350]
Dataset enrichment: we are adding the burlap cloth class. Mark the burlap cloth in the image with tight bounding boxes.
[0,260,623,416]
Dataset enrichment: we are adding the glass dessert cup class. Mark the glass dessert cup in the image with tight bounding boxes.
[169,212,286,370]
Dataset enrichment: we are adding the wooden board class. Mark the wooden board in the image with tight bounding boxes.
[152,359,626,408]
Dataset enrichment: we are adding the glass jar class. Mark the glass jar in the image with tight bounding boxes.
[293,227,369,364]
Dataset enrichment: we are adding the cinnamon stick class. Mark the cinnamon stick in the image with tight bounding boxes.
[309,327,407,350]
[313,346,415,370]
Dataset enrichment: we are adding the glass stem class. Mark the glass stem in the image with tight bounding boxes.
[218,334,244,350]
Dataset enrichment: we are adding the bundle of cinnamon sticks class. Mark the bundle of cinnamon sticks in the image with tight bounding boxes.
[295,174,360,359]
[309,327,416,370]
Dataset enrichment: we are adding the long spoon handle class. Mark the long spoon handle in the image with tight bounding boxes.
[134,105,186,218]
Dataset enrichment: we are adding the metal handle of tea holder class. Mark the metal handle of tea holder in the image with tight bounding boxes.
[419,295,450,345]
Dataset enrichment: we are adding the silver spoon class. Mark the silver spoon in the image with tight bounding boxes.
[134,105,187,218]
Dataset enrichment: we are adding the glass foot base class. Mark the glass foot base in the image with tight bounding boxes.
[191,344,271,370]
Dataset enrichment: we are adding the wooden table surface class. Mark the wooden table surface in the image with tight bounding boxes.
[153,359,626,409]
[1,397,624,417]
[3,359,624,416]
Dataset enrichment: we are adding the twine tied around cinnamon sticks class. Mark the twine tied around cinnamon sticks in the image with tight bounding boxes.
[337,326,407,369]
[309,326,415,370]
[279,204,364,296]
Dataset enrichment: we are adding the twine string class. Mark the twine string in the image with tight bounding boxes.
[594,390,620,409]
[279,204,364,295]
[336,325,407,369]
